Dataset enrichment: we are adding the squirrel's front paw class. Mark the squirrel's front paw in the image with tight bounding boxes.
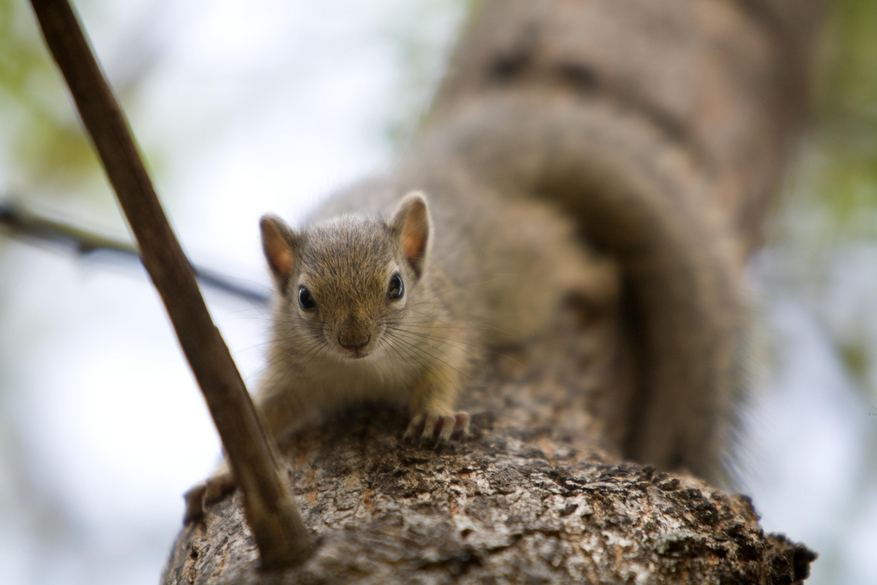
[404,412,470,445]
[183,469,235,524]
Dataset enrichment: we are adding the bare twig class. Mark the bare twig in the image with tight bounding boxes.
[0,201,270,305]
[28,0,309,569]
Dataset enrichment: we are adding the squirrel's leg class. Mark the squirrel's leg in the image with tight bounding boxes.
[183,390,303,523]
[183,459,234,523]
[404,363,470,444]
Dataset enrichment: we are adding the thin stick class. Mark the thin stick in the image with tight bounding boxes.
[28,0,310,569]
[0,201,271,305]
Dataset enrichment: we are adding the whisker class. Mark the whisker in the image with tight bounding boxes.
[386,332,472,387]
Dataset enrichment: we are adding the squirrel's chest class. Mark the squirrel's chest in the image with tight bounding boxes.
[293,351,422,406]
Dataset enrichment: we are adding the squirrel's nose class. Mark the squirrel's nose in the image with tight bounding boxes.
[338,331,371,350]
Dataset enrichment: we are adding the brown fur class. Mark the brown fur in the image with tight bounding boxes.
[186,75,742,527]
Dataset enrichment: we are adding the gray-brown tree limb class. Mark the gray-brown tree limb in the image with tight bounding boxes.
[0,200,271,304]
[158,0,823,582]
[164,311,816,584]
[28,0,309,568]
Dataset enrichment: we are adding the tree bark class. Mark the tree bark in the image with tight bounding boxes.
[162,310,815,584]
[162,0,823,582]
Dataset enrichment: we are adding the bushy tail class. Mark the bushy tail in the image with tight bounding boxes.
[417,91,745,485]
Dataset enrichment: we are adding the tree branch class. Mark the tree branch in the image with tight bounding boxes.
[0,200,270,305]
[28,0,308,569]
[162,308,817,584]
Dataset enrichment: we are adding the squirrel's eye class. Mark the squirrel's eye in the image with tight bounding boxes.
[298,286,316,310]
[388,273,404,300]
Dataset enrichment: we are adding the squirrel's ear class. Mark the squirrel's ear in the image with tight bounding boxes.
[260,214,298,293]
[392,191,431,277]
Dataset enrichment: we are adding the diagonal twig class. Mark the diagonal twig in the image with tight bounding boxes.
[0,200,271,305]
[28,0,309,569]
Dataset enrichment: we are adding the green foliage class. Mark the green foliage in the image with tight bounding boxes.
[839,341,869,384]
[820,0,877,123]
[813,0,877,238]
[0,0,100,191]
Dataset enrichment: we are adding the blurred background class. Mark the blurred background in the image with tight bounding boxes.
[0,0,874,583]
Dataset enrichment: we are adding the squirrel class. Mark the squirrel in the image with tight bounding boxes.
[184,89,744,522]
[253,188,616,445]
[184,167,619,522]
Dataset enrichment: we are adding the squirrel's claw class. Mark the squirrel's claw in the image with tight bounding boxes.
[182,469,236,524]
[421,414,440,440]
[404,412,470,446]
[183,482,208,524]
[403,414,424,442]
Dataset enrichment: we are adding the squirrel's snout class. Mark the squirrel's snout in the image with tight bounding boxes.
[337,331,372,351]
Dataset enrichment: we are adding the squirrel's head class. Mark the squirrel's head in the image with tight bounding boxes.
[260,191,431,361]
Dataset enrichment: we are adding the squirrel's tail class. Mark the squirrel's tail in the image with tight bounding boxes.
[416,91,746,487]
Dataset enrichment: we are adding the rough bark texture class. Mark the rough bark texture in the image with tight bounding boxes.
[162,0,823,582]
[163,311,815,584]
